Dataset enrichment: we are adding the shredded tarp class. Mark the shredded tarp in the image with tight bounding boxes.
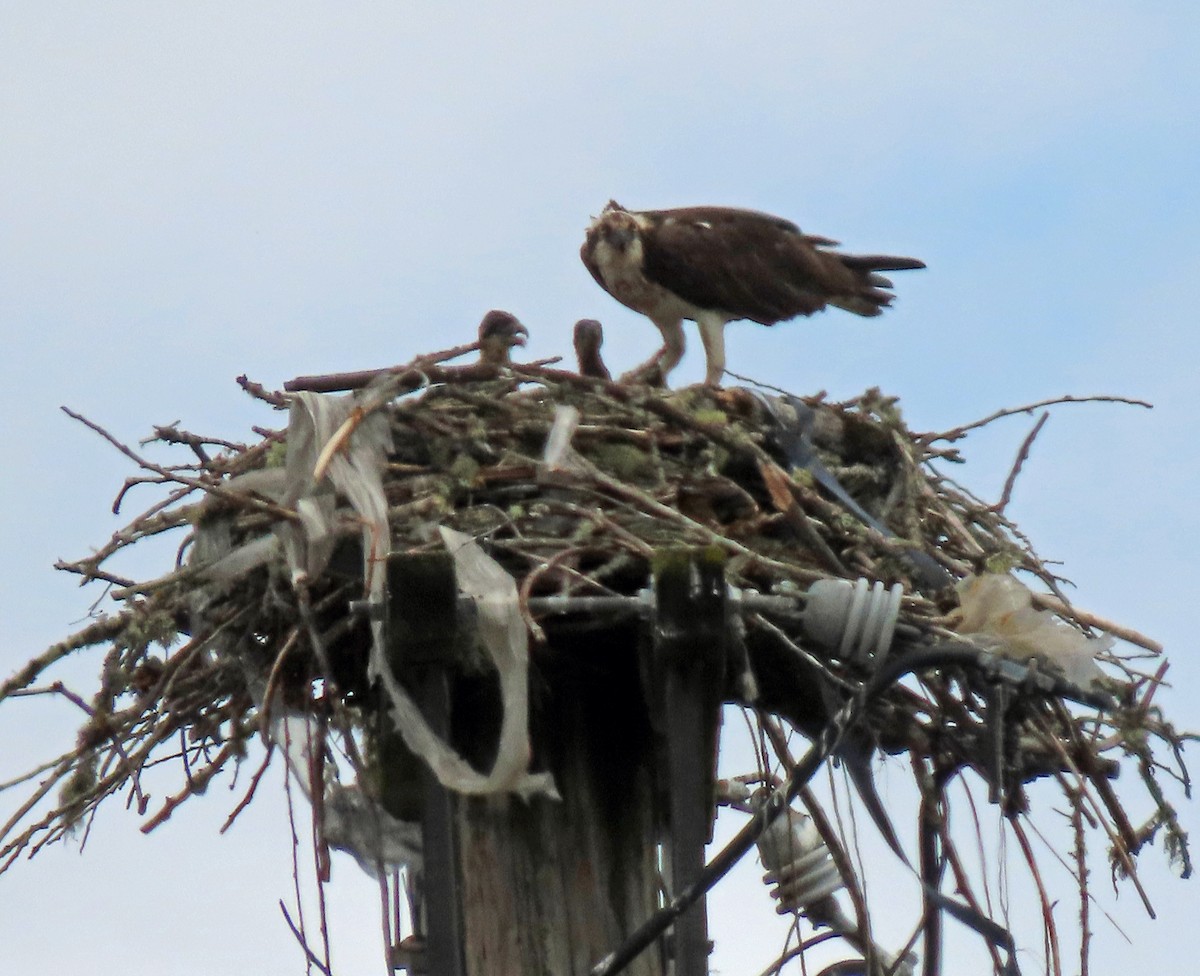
[198,388,557,801]
[955,572,1108,690]
[286,390,556,800]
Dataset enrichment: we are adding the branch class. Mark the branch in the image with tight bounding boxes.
[991,411,1049,514]
[1032,593,1163,653]
[284,339,485,393]
[920,394,1152,444]
[61,406,299,523]
[1,613,132,702]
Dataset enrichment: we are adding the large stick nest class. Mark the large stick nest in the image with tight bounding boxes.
[1,348,1192,972]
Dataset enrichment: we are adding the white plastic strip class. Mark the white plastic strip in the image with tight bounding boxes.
[281,390,558,801]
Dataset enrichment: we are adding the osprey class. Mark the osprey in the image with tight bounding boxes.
[572,318,612,381]
[580,201,925,386]
[477,309,529,366]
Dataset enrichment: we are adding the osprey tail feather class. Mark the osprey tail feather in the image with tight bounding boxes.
[838,253,927,273]
[830,252,926,317]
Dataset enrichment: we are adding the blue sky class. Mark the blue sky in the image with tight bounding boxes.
[2,3,1198,973]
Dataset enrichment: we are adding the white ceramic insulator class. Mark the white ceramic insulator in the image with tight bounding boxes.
[802,577,905,664]
[757,806,844,914]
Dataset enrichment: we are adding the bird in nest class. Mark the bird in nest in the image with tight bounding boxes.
[477,309,529,366]
[580,201,924,387]
[572,318,612,381]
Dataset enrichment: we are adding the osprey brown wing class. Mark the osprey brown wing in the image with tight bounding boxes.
[639,206,923,323]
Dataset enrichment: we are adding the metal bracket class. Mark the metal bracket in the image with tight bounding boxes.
[985,680,1012,806]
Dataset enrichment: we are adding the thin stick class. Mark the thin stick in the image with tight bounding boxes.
[936,813,1006,974]
[991,411,1049,514]
[920,394,1152,444]
[1031,593,1162,653]
[752,931,841,976]
[1,613,132,701]
[1010,816,1062,976]
[61,406,300,523]
[1072,794,1091,976]
[279,900,333,976]
[237,374,289,407]
[284,340,485,393]
[220,747,275,834]
[259,629,303,744]
[1035,715,1156,917]
[0,749,77,793]
[139,739,241,833]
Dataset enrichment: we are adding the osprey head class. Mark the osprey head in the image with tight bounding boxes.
[573,318,611,381]
[572,318,605,356]
[477,309,529,365]
[586,201,641,255]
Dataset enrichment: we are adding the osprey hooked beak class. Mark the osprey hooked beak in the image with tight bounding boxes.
[591,207,639,253]
[477,309,529,365]
[606,223,636,251]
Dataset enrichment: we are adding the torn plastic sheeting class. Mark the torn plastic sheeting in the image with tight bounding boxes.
[199,534,281,583]
[278,391,387,585]
[192,469,287,584]
[955,573,1108,690]
[542,404,581,470]
[437,527,559,798]
[323,783,424,878]
[272,711,421,877]
[281,389,557,801]
[369,527,557,799]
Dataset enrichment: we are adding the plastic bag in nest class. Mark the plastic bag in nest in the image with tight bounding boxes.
[955,573,1108,690]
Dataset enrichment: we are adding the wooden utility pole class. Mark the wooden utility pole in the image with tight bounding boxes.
[383,548,729,976]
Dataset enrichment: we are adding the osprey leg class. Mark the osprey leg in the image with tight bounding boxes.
[622,318,686,385]
[653,317,686,378]
[696,317,728,387]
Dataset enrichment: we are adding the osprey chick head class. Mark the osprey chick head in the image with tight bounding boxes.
[572,318,612,381]
[477,309,529,366]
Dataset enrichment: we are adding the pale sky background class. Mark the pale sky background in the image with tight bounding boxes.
[2,3,1198,974]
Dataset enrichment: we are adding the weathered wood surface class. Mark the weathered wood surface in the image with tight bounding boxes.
[653,549,727,976]
[457,623,663,976]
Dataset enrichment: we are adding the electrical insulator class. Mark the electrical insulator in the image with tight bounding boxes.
[803,577,904,666]
[756,799,915,976]
[756,802,842,914]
